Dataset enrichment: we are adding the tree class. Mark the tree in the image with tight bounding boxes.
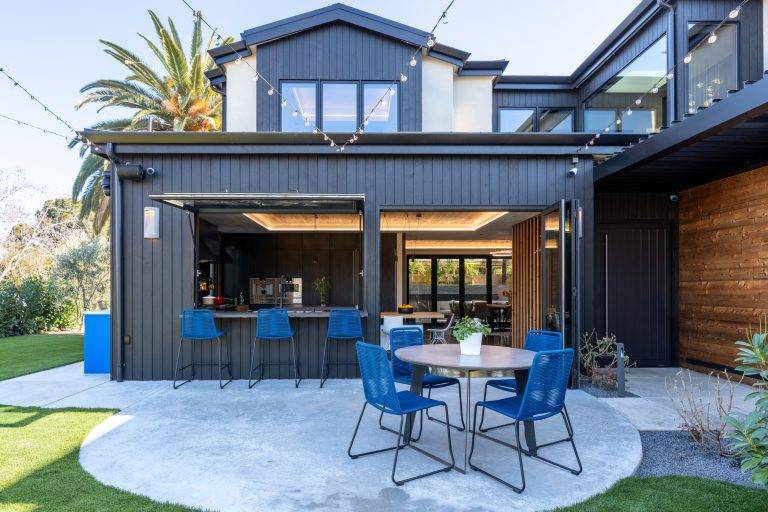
[55,237,110,325]
[72,10,232,232]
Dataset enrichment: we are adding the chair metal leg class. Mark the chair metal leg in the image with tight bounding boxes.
[173,337,191,389]
[379,408,422,442]
[248,338,261,389]
[425,385,465,431]
[527,411,582,475]
[468,403,526,493]
[349,403,408,459]
[478,382,517,433]
[319,336,330,388]
[217,337,233,389]
[391,410,454,486]
[290,336,301,388]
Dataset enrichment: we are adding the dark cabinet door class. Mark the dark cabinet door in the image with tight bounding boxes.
[596,224,672,367]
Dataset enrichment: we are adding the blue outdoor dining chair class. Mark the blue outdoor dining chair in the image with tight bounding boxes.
[248,308,301,388]
[469,348,582,493]
[380,327,465,439]
[173,309,232,389]
[348,341,455,486]
[320,309,364,388]
[479,329,563,432]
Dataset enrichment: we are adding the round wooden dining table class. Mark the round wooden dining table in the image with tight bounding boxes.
[394,344,536,473]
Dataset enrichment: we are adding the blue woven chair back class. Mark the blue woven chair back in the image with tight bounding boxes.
[518,348,574,420]
[181,309,219,339]
[356,341,401,414]
[256,308,293,339]
[389,327,424,382]
[327,309,364,340]
[524,330,563,352]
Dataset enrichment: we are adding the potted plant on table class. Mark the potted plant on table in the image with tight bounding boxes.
[452,316,491,355]
[313,276,330,307]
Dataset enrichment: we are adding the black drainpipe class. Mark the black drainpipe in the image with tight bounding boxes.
[657,0,676,123]
[105,143,125,382]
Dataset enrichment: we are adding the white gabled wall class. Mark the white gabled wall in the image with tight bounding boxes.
[452,75,493,132]
[223,52,257,131]
[421,56,455,131]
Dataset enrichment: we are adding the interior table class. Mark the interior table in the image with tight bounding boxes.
[394,344,536,473]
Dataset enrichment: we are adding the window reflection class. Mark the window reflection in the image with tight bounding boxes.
[281,82,316,132]
[686,22,738,112]
[322,83,358,132]
[584,35,668,134]
[499,109,535,132]
[363,84,398,132]
[539,109,574,133]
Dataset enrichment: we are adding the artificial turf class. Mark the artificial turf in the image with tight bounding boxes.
[0,334,83,381]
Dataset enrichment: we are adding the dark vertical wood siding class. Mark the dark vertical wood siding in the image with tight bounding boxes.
[256,22,421,132]
[113,152,594,380]
[492,90,578,132]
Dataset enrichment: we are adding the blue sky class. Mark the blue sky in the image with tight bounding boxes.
[0,0,640,213]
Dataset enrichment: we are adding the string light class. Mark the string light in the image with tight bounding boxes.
[683,53,692,64]
[634,98,642,105]
[400,73,408,82]
[707,32,718,44]
[409,56,417,67]
[426,35,436,47]
[0,113,71,141]
[729,6,741,18]
[267,87,275,95]
[281,98,288,107]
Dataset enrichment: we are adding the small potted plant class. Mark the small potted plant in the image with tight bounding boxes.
[452,316,491,356]
[313,276,330,307]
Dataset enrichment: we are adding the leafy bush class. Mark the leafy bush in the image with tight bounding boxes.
[0,277,76,337]
[726,315,768,485]
[579,330,631,389]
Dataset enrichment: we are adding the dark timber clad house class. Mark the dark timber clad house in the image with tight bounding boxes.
[85,1,768,382]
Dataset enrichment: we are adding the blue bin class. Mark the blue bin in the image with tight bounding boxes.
[84,311,111,374]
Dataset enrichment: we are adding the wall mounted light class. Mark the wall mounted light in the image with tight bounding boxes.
[143,206,160,239]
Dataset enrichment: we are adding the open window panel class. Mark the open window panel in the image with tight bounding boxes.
[382,209,540,344]
[149,193,365,310]
[540,199,581,384]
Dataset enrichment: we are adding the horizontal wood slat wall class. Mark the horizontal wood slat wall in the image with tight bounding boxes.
[509,216,541,347]
[679,165,768,370]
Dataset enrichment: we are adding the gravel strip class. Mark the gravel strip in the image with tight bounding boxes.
[637,430,758,487]
[580,382,637,398]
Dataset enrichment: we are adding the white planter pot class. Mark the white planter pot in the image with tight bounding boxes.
[459,332,483,355]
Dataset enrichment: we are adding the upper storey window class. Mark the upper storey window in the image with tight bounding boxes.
[584,35,668,134]
[686,22,738,112]
[498,108,574,133]
[498,108,535,132]
[281,82,317,132]
[280,81,399,133]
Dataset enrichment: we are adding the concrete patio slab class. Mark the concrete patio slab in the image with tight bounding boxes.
[76,380,641,512]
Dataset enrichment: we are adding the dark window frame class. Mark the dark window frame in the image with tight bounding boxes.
[279,79,401,133]
[278,80,319,133]
[684,19,741,110]
[496,107,575,133]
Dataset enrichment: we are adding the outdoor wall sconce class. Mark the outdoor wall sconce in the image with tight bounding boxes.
[143,207,160,239]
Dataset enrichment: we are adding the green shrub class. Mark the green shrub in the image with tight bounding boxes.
[0,277,76,337]
[726,315,768,486]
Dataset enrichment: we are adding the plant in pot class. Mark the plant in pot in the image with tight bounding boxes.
[452,316,491,356]
[313,276,330,307]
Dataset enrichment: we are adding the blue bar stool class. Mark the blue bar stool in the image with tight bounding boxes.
[379,327,465,440]
[348,341,455,486]
[248,308,301,388]
[479,329,563,432]
[173,309,232,389]
[320,309,364,388]
[469,348,582,493]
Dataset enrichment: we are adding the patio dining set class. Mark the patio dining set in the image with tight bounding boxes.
[172,308,581,493]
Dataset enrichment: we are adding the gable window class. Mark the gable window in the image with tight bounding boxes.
[584,35,668,134]
[686,22,738,112]
[281,82,317,132]
[322,82,358,133]
[363,83,399,133]
[498,108,535,132]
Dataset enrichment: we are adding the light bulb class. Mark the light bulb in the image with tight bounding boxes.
[252,75,258,81]
[666,71,674,80]
[729,6,740,18]
[426,36,435,48]
[604,127,610,132]
[358,128,364,135]
[236,57,242,65]
[389,88,396,96]
[595,132,601,139]
[312,127,319,134]
[442,14,449,24]
[267,87,275,95]
[616,118,622,125]
[304,119,310,126]
[683,53,692,64]
[626,108,632,116]
[323,135,329,141]
[651,86,659,94]
[400,73,408,83]
[281,99,288,107]
[707,32,717,44]
[330,141,336,147]
[635,98,642,106]
[292,109,298,118]
[409,56,417,67]
[364,119,370,126]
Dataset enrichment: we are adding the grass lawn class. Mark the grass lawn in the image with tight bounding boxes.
[0,334,83,381]
[1,404,765,512]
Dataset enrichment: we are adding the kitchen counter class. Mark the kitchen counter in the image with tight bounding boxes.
[212,308,368,318]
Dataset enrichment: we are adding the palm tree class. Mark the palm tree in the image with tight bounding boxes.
[72,10,231,232]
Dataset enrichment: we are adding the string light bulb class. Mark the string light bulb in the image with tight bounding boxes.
[236,56,242,65]
[389,88,396,96]
[426,35,435,47]
[683,53,692,64]
[292,109,298,118]
[313,127,319,134]
[304,119,310,126]
[616,118,622,125]
[651,86,659,94]
[707,32,718,44]
[267,87,275,95]
[252,74,258,81]
[635,98,642,106]
[281,98,288,107]
[666,71,674,80]
[442,14,449,24]
[400,73,408,82]
[409,56,417,67]
[729,6,741,18]
[626,108,632,116]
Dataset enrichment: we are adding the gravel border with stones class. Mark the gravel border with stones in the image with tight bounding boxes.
[636,430,759,487]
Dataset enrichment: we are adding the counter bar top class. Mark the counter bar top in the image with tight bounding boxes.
[212,309,368,319]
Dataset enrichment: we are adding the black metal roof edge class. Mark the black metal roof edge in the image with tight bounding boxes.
[241,2,430,47]
[81,129,642,147]
[428,43,471,63]
[459,60,509,77]
[208,40,253,65]
[595,75,768,181]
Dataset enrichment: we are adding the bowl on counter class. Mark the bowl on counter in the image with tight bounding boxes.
[397,305,414,314]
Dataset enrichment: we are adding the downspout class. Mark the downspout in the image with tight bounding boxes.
[657,0,677,123]
[105,142,125,382]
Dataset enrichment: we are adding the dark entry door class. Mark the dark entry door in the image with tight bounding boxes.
[540,200,580,353]
[595,224,672,366]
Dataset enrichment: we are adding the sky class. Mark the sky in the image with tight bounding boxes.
[0,0,641,215]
